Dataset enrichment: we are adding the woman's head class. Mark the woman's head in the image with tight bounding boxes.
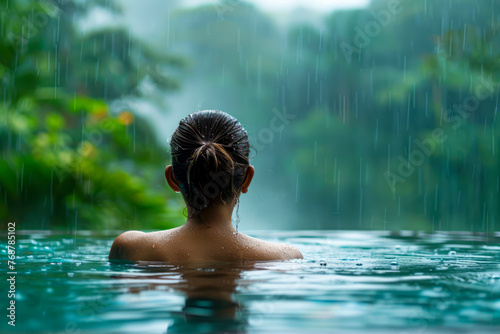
[167,110,252,214]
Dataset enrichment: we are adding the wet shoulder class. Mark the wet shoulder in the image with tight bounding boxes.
[240,234,303,260]
[108,229,181,262]
[108,230,147,261]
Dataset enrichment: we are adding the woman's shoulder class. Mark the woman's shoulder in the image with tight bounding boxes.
[239,234,303,260]
[108,230,146,261]
[108,229,178,261]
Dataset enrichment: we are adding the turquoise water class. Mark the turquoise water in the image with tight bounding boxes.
[1,230,500,333]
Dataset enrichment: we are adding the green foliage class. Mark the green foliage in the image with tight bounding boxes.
[0,0,185,230]
[2,0,499,232]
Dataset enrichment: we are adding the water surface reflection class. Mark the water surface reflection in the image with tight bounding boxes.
[110,261,258,333]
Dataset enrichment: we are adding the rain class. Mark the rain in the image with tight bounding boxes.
[1,0,500,333]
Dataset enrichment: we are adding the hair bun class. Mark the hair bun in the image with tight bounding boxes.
[201,141,214,148]
[170,110,250,214]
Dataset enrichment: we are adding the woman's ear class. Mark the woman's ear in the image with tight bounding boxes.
[165,165,181,193]
[241,165,255,194]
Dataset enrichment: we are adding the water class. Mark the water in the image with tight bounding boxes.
[1,230,500,333]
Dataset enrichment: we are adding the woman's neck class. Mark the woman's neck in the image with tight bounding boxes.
[183,201,237,232]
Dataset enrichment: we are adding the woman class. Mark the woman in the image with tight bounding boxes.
[109,110,302,263]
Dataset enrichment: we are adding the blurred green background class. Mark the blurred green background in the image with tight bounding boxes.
[1,0,499,232]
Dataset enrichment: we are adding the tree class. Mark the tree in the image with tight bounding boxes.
[0,0,186,230]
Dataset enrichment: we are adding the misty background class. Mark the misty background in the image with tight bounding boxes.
[1,0,499,232]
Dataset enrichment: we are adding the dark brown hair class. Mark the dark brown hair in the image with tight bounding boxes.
[170,110,250,214]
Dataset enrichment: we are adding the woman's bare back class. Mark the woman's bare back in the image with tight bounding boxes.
[109,226,303,263]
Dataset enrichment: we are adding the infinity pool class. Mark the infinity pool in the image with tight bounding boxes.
[1,230,499,333]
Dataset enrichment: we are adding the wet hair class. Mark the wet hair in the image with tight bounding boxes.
[169,110,250,214]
